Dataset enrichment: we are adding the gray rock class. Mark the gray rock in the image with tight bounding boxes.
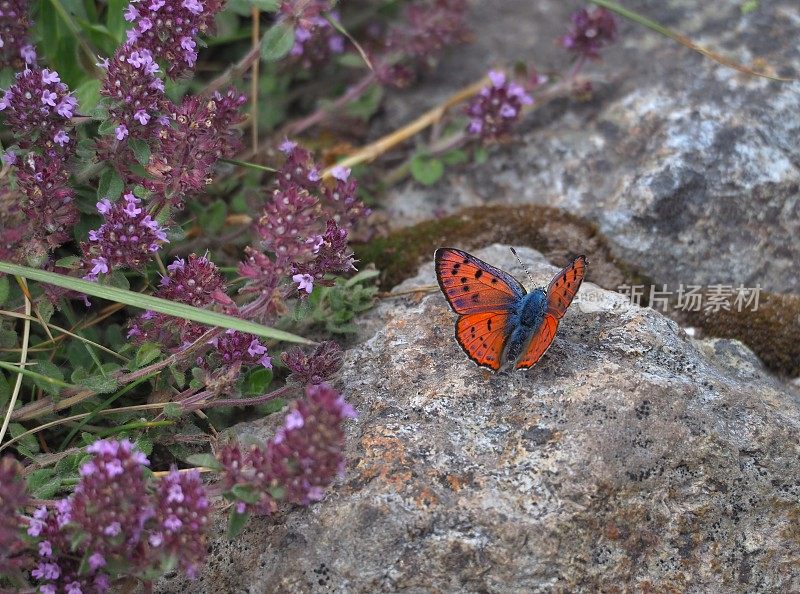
[158,246,800,593]
[378,0,800,293]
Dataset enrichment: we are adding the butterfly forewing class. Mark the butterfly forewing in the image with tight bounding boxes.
[546,255,587,319]
[435,248,525,314]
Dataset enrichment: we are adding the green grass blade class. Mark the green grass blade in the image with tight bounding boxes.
[0,262,314,345]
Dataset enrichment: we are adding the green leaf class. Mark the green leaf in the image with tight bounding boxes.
[0,275,9,306]
[245,367,273,395]
[74,78,101,112]
[410,153,444,186]
[0,327,16,349]
[442,149,468,166]
[741,0,759,14]
[75,374,120,394]
[55,256,81,268]
[163,402,182,419]
[169,365,186,388]
[231,484,260,504]
[128,138,151,166]
[135,435,154,456]
[31,359,65,396]
[97,168,124,200]
[251,0,280,9]
[0,372,9,410]
[227,508,251,540]
[473,146,489,165]
[108,270,130,291]
[106,0,128,40]
[97,118,118,136]
[9,423,39,455]
[0,262,314,345]
[185,453,223,470]
[27,468,58,497]
[133,342,162,370]
[345,84,384,121]
[37,299,55,325]
[260,21,295,62]
[199,199,227,236]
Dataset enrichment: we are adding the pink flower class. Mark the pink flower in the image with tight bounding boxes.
[293,273,314,294]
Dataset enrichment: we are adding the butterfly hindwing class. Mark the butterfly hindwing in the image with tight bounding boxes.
[546,255,586,319]
[455,311,510,371]
[435,248,525,314]
[514,312,559,370]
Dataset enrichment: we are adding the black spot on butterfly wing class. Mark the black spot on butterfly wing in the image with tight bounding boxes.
[474,269,483,279]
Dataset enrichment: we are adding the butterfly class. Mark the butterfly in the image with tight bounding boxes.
[434,248,587,371]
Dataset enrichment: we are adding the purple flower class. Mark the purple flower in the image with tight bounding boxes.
[124,4,139,21]
[219,383,354,514]
[560,6,618,60]
[208,330,274,370]
[0,2,34,69]
[115,124,129,140]
[0,457,29,572]
[53,130,69,146]
[465,70,533,143]
[281,341,343,387]
[293,273,314,294]
[153,469,209,575]
[330,165,350,181]
[41,69,61,84]
[56,95,77,118]
[81,192,169,279]
[134,108,151,124]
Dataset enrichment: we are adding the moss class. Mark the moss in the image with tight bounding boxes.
[354,204,650,292]
[678,292,800,378]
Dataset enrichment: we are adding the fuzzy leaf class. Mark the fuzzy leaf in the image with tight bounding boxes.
[185,453,223,470]
[410,154,444,186]
[227,508,251,540]
[261,21,295,62]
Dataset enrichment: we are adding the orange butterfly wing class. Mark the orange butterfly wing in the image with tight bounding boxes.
[435,248,525,371]
[514,313,558,370]
[435,248,525,314]
[455,311,510,371]
[515,255,587,370]
[546,255,587,319]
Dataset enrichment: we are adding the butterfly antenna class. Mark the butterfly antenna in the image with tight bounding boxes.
[510,247,536,287]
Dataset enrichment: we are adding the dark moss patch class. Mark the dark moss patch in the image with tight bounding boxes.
[354,204,649,293]
[675,292,800,378]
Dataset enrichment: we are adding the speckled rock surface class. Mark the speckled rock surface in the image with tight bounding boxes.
[378,0,800,293]
[158,246,800,593]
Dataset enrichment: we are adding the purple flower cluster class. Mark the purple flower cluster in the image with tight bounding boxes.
[99,47,167,141]
[373,0,470,88]
[123,0,225,79]
[151,469,209,578]
[209,329,273,370]
[14,153,80,252]
[240,142,367,308]
[146,89,246,208]
[220,383,355,514]
[465,70,533,143]
[0,0,36,69]
[26,440,210,591]
[281,341,343,387]
[81,192,169,280]
[128,253,235,349]
[0,67,80,253]
[0,456,29,574]
[290,13,344,69]
[560,6,618,60]
[279,0,333,31]
[0,68,77,154]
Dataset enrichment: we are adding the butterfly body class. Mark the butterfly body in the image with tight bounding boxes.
[504,289,548,364]
[434,248,587,372]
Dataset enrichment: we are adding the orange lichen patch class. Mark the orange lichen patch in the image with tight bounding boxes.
[357,432,413,490]
[445,474,470,492]
[413,485,439,508]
